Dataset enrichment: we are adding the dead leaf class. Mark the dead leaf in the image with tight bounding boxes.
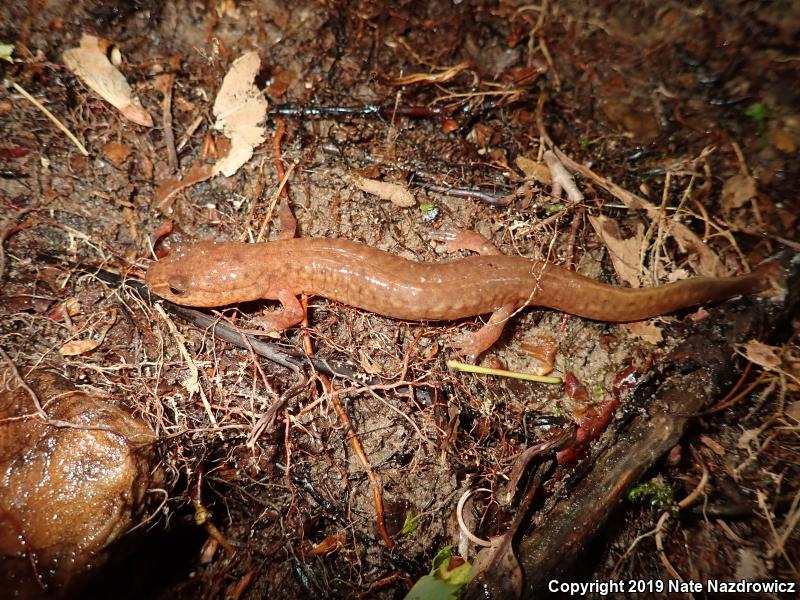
[307,533,345,556]
[59,338,101,356]
[699,434,725,456]
[48,297,81,321]
[769,126,797,153]
[623,321,663,344]
[785,401,800,423]
[59,308,118,356]
[721,173,757,213]
[514,155,551,185]
[352,174,416,207]
[62,34,153,127]
[102,141,133,165]
[212,52,268,177]
[740,340,781,370]
[588,214,645,288]
[553,149,727,277]
[267,67,297,98]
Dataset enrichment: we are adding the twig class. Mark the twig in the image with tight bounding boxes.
[0,347,47,419]
[296,295,395,549]
[457,488,495,547]
[255,160,298,243]
[157,59,179,171]
[153,303,218,428]
[446,359,561,384]
[411,182,513,207]
[654,511,683,581]
[11,81,89,156]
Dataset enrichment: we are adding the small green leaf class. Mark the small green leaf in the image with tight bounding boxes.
[419,203,435,212]
[0,43,15,63]
[404,547,472,600]
[745,102,769,124]
[544,202,565,214]
[401,513,418,535]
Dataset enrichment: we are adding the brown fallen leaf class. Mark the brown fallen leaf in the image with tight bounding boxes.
[307,533,345,556]
[102,141,133,165]
[59,308,118,356]
[588,214,645,288]
[59,338,100,356]
[212,52,269,177]
[62,34,153,127]
[721,173,757,213]
[740,340,781,370]
[769,126,797,153]
[553,148,727,277]
[699,434,726,456]
[623,321,664,344]
[514,155,551,185]
[352,174,416,207]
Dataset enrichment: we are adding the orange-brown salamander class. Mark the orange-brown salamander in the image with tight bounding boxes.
[145,237,779,356]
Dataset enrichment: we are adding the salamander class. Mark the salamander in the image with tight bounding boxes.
[145,237,778,355]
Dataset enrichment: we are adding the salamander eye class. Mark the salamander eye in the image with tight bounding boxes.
[168,278,187,296]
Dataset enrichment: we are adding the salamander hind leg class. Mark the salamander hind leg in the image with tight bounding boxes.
[452,303,517,358]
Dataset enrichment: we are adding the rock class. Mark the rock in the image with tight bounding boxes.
[0,369,159,598]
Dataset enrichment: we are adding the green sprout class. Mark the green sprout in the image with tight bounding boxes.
[401,513,419,535]
[627,479,677,512]
[0,43,15,63]
[404,546,472,600]
[745,102,769,135]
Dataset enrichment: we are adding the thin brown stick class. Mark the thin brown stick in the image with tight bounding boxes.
[297,295,395,549]
[0,347,47,419]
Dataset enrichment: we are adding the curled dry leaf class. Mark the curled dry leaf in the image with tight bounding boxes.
[307,533,345,556]
[62,34,153,127]
[59,338,101,356]
[352,174,416,207]
[721,173,757,213]
[740,339,781,370]
[212,51,268,177]
[553,148,727,277]
[623,321,663,344]
[514,155,551,185]
[588,214,645,288]
[102,141,133,165]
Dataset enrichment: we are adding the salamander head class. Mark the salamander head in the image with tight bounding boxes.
[145,241,266,307]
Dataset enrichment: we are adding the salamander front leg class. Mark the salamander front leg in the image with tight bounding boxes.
[452,303,518,358]
[255,290,305,333]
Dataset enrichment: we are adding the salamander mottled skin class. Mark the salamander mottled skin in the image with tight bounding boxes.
[145,238,777,354]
